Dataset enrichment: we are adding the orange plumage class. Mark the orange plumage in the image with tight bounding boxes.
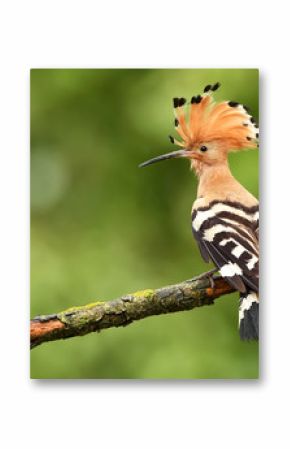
[173,83,259,153]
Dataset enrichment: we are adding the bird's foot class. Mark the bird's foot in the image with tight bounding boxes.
[187,268,218,289]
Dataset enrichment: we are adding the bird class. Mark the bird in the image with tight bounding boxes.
[139,82,259,340]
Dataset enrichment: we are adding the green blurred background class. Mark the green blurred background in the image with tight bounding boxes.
[31,69,259,379]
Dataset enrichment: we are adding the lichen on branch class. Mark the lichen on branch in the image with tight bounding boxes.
[30,274,234,349]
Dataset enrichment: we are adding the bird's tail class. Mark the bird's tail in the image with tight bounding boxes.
[239,292,259,340]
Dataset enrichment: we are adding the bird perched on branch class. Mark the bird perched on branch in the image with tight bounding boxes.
[139,83,259,340]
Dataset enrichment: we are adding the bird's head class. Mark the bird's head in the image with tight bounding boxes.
[139,83,259,175]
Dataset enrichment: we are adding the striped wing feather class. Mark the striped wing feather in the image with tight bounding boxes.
[192,201,259,293]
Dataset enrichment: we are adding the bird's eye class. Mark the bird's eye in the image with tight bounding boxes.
[200,145,208,152]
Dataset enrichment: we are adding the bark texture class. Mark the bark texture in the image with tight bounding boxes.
[30,274,234,349]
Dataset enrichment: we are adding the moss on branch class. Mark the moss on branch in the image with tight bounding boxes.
[30,274,234,349]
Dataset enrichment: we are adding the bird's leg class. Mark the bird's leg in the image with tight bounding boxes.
[186,268,219,289]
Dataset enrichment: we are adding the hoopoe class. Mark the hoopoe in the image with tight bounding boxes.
[139,83,259,340]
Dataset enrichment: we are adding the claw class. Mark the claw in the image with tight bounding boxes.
[186,268,218,287]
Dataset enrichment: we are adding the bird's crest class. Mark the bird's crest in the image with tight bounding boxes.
[170,83,259,152]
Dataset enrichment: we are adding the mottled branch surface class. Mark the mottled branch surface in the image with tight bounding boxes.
[30,274,234,349]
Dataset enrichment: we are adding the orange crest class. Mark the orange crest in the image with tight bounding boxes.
[170,83,259,152]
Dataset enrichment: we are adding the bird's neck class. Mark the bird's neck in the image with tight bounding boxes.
[196,160,235,199]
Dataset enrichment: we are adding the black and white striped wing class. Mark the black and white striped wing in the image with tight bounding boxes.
[192,201,259,293]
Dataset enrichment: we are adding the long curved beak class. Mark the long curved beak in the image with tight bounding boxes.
[139,150,188,168]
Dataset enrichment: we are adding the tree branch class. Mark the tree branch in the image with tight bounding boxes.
[30,274,234,349]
